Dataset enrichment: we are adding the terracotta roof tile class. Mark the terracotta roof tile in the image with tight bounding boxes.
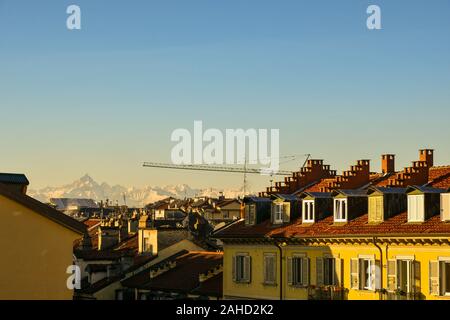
[122,251,223,293]
[215,212,450,239]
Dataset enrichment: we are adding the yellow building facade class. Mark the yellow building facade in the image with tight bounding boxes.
[217,188,450,300]
[0,182,86,300]
[222,238,450,300]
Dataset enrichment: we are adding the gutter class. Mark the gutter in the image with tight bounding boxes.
[274,242,284,301]
[372,237,383,300]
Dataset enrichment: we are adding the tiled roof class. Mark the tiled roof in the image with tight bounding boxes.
[215,212,450,239]
[82,218,102,230]
[0,183,86,235]
[428,166,450,189]
[122,251,223,293]
[192,273,223,297]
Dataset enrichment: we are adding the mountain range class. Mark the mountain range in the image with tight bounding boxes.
[28,174,247,207]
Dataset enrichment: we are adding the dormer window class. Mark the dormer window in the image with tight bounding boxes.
[302,200,315,223]
[408,194,425,222]
[273,203,284,224]
[334,199,347,222]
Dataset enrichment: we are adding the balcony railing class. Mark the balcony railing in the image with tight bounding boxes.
[307,286,345,300]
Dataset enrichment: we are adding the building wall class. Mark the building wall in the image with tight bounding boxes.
[0,194,81,300]
[223,241,450,300]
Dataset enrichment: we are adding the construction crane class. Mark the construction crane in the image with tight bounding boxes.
[142,154,311,195]
[142,162,292,175]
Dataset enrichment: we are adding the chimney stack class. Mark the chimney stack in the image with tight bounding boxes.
[381,154,395,174]
[419,149,434,167]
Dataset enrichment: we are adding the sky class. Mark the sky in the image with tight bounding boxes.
[0,0,449,192]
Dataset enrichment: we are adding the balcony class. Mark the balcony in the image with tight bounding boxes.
[307,286,346,300]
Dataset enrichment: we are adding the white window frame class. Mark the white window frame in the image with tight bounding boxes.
[359,258,375,291]
[302,200,315,223]
[273,203,284,224]
[396,258,413,293]
[334,198,348,222]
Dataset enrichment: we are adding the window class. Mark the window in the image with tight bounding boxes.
[445,262,450,296]
[324,258,336,286]
[334,199,347,222]
[397,260,412,293]
[317,257,340,286]
[360,259,374,290]
[302,200,315,223]
[233,254,251,283]
[350,257,380,291]
[223,211,229,219]
[273,203,284,224]
[431,260,450,296]
[288,255,309,287]
[408,194,424,222]
[263,253,277,285]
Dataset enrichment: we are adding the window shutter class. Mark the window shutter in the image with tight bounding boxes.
[287,257,293,285]
[244,206,249,224]
[350,258,359,289]
[270,203,275,224]
[316,257,324,286]
[376,197,383,221]
[270,255,276,284]
[232,256,237,282]
[335,258,342,287]
[264,255,276,284]
[244,255,251,283]
[429,260,440,296]
[373,260,381,290]
[302,258,310,286]
[441,194,450,221]
[283,203,290,223]
[413,260,421,296]
[387,259,397,292]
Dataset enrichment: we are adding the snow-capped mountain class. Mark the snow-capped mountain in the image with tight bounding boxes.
[28,174,247,207]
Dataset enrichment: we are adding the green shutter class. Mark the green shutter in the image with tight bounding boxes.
[429,261,440,296]
[232,256,237,282]
[387,259,397,292]
[283,203,290,223]
[244,255,252,283]
[413,260,421,296]
[287,257,293,285]
[335,258,342,287]
[350,258,359,289]
[302,257,310,286]
[316,257,324,286]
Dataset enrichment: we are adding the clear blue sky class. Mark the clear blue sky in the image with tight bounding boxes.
[0,0,449,191]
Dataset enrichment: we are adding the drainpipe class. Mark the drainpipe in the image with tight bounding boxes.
[274,242,284,301]
[372,237,383,300]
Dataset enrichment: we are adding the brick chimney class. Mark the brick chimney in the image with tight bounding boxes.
[381,154,395,174]
[419,149,434,167]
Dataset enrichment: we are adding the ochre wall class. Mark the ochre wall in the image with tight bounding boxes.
[223,242,450,300]
[0,195,81,300]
